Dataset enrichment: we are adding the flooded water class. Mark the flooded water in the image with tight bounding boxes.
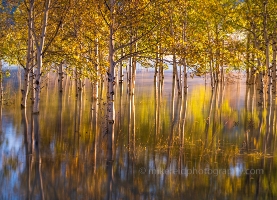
[0,68,276,199]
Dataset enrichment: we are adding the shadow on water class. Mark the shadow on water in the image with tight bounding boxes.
[0,70,277,199]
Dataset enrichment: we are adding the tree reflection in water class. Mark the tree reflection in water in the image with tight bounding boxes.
[0,70,277,199]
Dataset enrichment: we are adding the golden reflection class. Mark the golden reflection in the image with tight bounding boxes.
[0,73,277,199]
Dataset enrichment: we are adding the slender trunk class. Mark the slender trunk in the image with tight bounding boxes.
[180,93,187,148]
[93,38,99,99]
[159,53,164,94]
[119,48,123,83]
[30,64,35,104]
[107,0,115,162]
[131,42,137,95]
[75,67,79,97]
[263,0,270,96]
[33,0,51,114]
[220,40,224,83]
[154,45,159,83]
[182,17,188,95]
[208,30,214,89]
[253,32,264,105]
[33,52,42,113]
[58,62,63,92]
[128,36,133,94]
[21,0,34,108]
[183,61,187,95]
[215,25,220,83]
[273,35,277,94]
[155,82,159,136]
[22,35,32,106]
[30,42,35,104]
[0,61,3,104]
[57,93,62,139]
[246,33,250,84]
[210,59,214,88]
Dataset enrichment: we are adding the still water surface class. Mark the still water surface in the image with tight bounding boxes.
[0,68,276,199]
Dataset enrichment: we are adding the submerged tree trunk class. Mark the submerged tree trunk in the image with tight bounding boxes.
[183,60,187,95]
[107,0,115,163]
[128,36,137,95]
[119,48,124,84]
[92,39,99,99]
[58,62,63,93]
[0,61,3,104]
[30,57,35,104]
[246,33,251,85]
[33,0,51,114]
[33,52,42,113]
[0,104,1,138]
[21,0,34,108]
[131,51,136,95]
[154,45,159,84]
[263,0,270,98]
[173,52,181,95]
[272,34,277,94]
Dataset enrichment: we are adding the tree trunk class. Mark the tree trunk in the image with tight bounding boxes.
[154,45,159,83]
[128,36,133,95]
[0,60,3,104]
[246,33,250,84]
[93,39,99,99]
[33,0,51,114]
[30,54,35,104]
[75,67,79,97]
[183,60,187,95]
[33,52,42,113]
[131,43,137,95]
[21,0,34,108]
[173,52,181,95]
[58,62,63,93]
[263,0,270,97]
[107,0,115,162]
[119,48,124,83]
[272,35,277,94]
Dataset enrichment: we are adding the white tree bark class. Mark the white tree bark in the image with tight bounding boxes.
[33,0,51,114]
[93,38,99,99]
[0,60,3,103]
[272,36,277,94]
[21,0,34,108]
[107,0,115,162]
[58,62,63,93]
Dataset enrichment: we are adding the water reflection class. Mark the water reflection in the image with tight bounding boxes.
[0,70,277,199]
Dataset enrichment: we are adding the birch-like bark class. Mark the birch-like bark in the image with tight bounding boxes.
[154,45,159,84]
[215,25,220,83]
[173,52,181,94]
[93,38,99,99]
[182,18,188,95]
[0,93,2,133]
[263,0,270,96]
[21,1,33,108]
[58,62,63,92]
[30,42,35,104]
[272,35,277,94]
[183,60,187,95]
[75,67,79,97]
[131,42,137,95]
[128,35,133,95]
[0,60,3,104]
[119,48,124,83]
[33,0,51,113]
[107,0,115,162]
[246,33,250,84]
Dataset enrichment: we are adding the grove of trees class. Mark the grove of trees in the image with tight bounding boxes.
[1,0,277,161]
